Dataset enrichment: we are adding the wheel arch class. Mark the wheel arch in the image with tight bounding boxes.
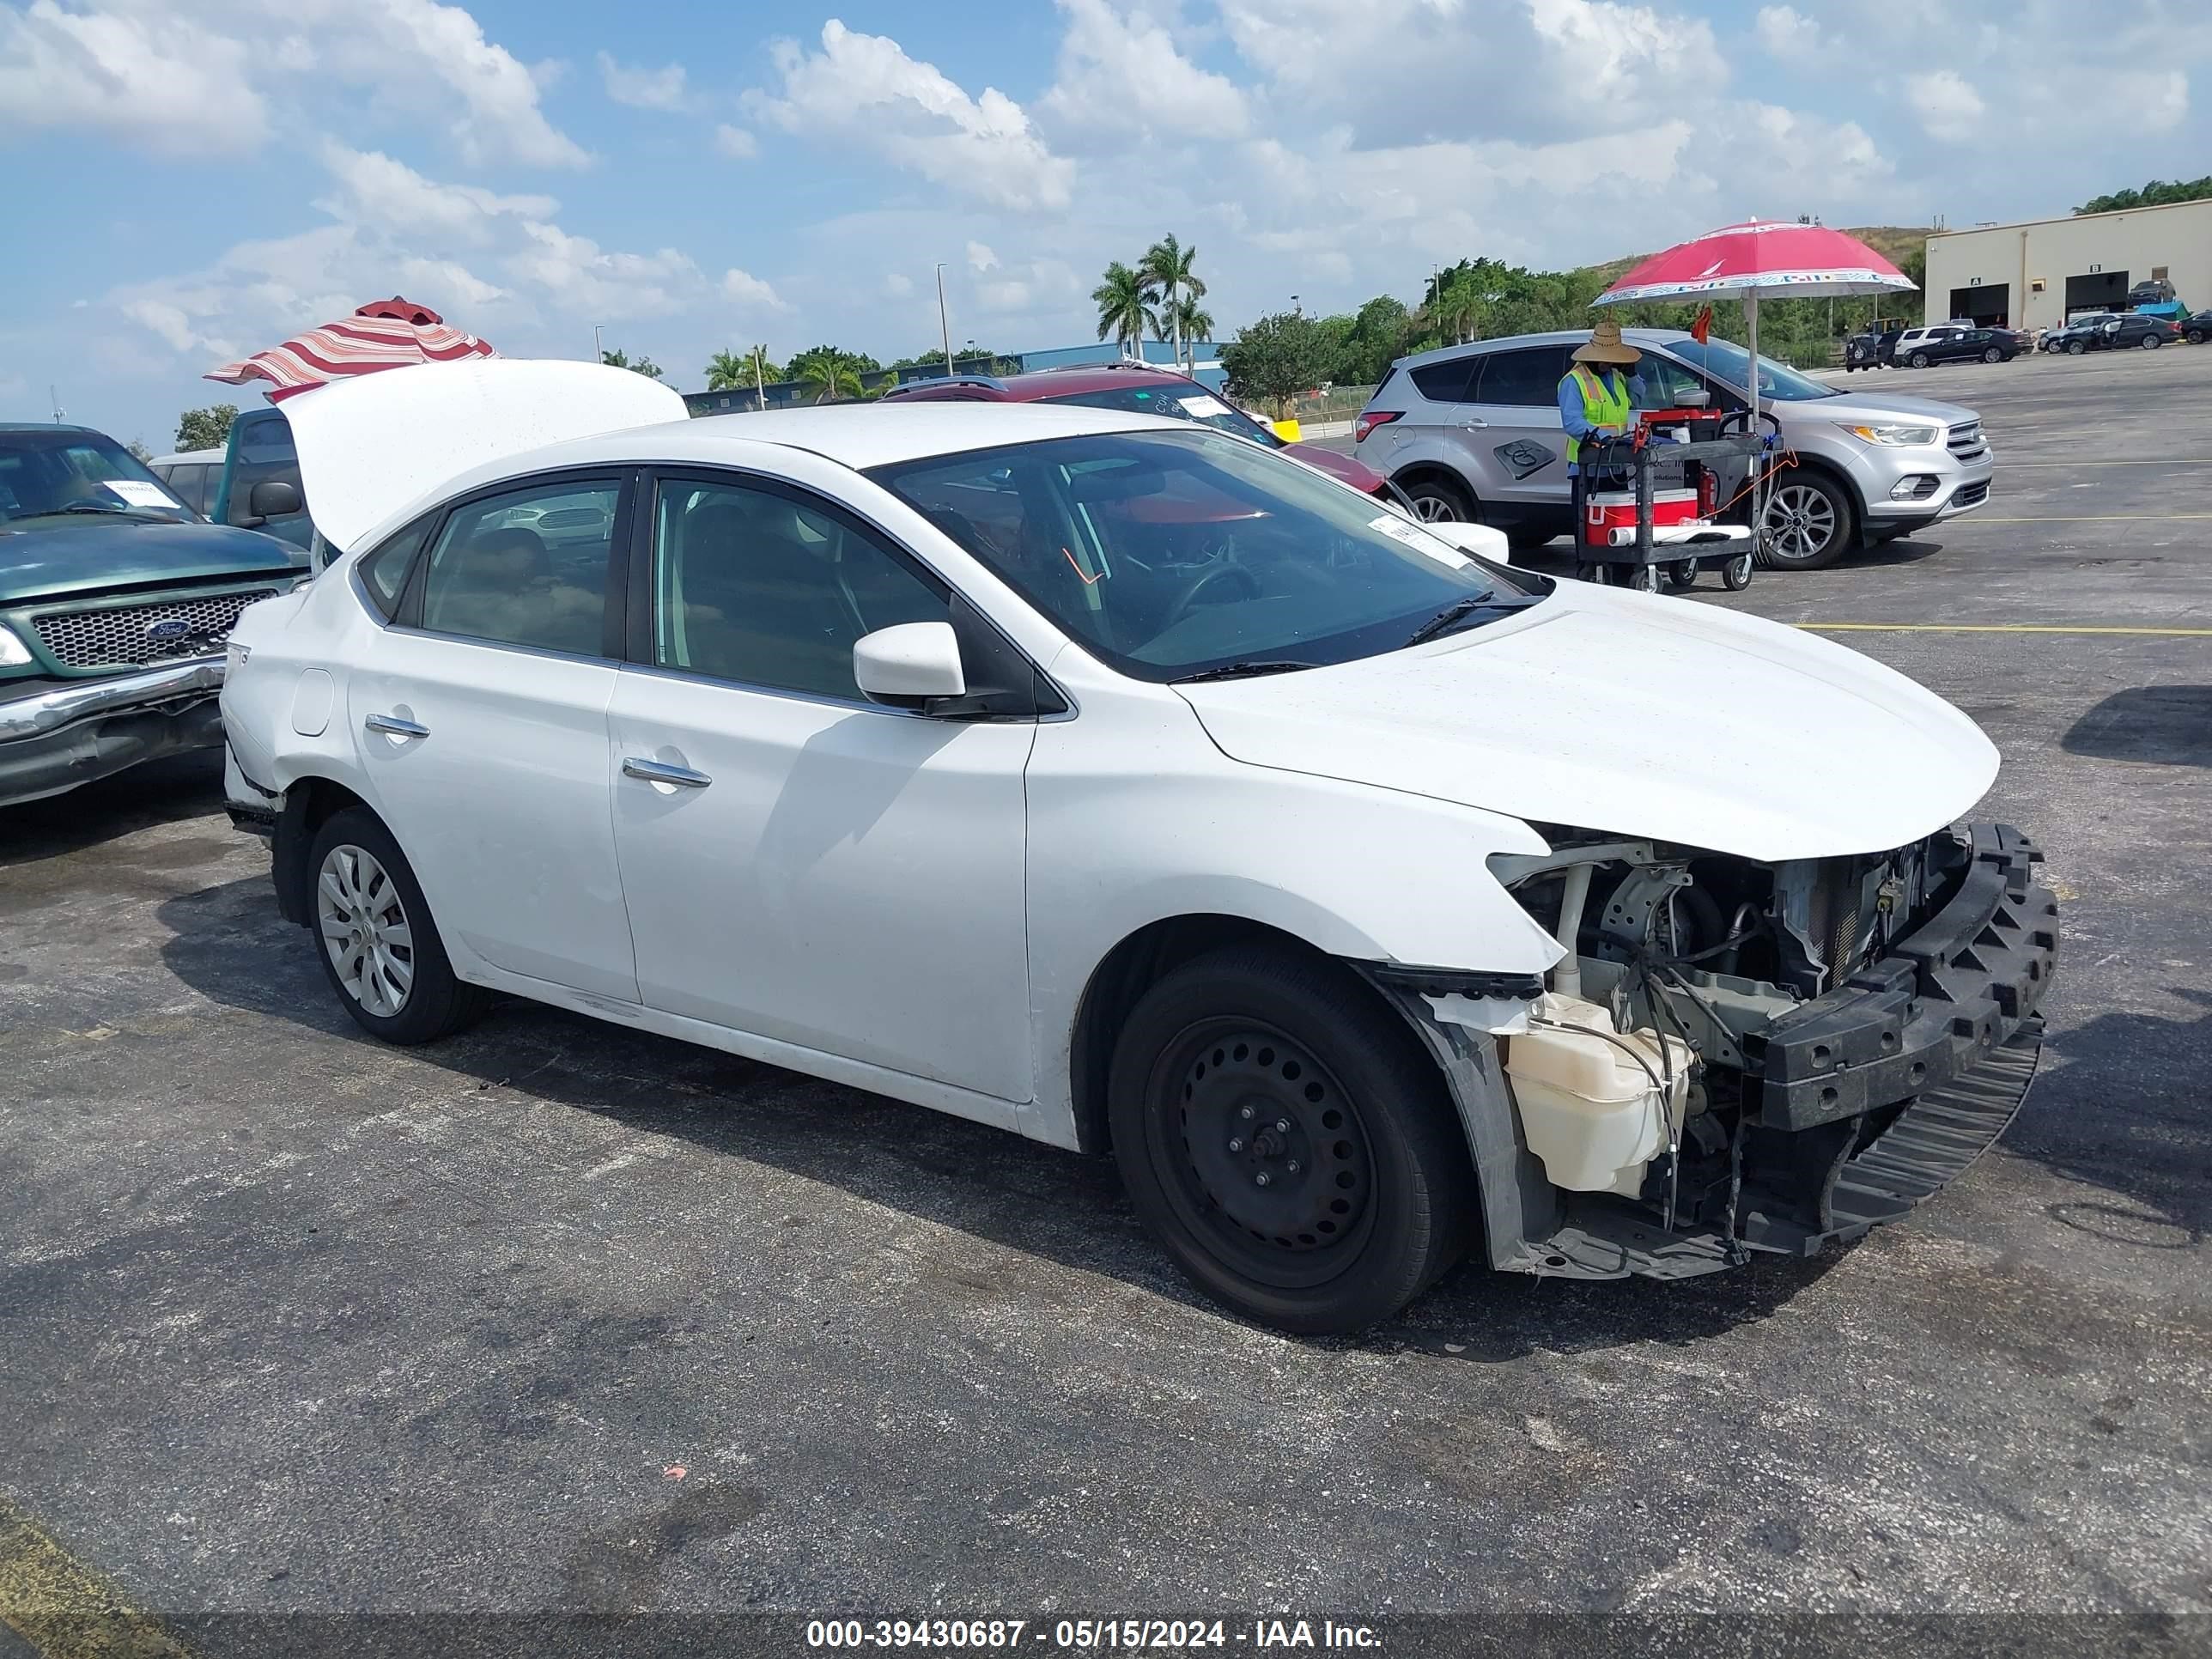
[1775,451,1870,532]
[272,774,374,926]
[1388,461,1479,508]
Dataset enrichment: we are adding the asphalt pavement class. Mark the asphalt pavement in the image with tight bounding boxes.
[3,344,2209,1653]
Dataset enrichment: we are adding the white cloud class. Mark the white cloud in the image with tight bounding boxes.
[0,0,585,167]
[1752,5,1825,60]
[597,50,688,112]
[120,299,199,352]
[1036,0,1249,146]
[1904,69,1986,142]
[744,20,1073,211]
[316,143,555,242]
[720,268,788,310]
[884,272,915,297]
[0,0,268,154]
[966,240,1000,272]
[714,122,758,159]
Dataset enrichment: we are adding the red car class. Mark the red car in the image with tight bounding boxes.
[882,364,1394,500]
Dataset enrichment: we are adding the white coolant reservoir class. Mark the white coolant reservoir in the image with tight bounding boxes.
[1503,994,1694,1197]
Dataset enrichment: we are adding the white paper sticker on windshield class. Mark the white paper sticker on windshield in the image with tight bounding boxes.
[103,478,183,508]
[1370,512,1472,567]
[1179,394,1231,419]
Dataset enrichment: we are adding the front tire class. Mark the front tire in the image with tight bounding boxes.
[1758,471,1856,570]
[1399,474,1474,524]
[308,807,489,1045]
[2068,340,2086,356]
[1910,351,1929,368]
[1109,945,1476,1334]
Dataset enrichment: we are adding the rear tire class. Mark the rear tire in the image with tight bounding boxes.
[307,807,489,1045]
[2142,333,2163,349]
[1909,351,1929,368]
[1981,347,2001,363]
[1400,475,1474,524]
[1108,945,1476,1335]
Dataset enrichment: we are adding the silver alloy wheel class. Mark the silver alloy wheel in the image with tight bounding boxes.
[318,843,415,1017]
[1410,493,1458,522]
[1762,483,1839,562]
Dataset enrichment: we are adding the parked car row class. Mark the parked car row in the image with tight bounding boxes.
[2040,312,2184,353]
[209,358,2056,1334]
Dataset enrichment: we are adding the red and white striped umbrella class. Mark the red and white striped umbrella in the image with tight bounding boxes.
[206,297,496,404]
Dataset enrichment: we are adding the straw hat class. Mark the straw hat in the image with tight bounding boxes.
[1572,319,1641,365]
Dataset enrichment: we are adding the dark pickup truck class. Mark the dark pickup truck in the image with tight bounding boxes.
[0,422,302,806]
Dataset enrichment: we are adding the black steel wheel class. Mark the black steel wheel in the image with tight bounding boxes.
[1109,945,1475,1334]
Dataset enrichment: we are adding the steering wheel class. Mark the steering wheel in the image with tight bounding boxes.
[1164,562,1261,629]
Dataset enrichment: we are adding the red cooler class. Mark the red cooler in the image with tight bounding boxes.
[1583,488,1698,545]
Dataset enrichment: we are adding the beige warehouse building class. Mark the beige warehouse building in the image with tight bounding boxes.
[1922,198,2212,331]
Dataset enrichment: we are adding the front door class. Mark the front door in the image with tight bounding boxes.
[1455,343,1574,515]
[349,471,639,1002]
[606,471,1036,1102]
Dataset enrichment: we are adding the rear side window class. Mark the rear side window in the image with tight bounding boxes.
[356,514,437,619]
[1408,359,1476,404]
[1473,347,1571,407]
[418,479,622,656]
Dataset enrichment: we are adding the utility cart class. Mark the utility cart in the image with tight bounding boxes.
[1574,406,1773,592]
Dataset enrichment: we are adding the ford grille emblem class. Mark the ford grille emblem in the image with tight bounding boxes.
[145,618,192,641]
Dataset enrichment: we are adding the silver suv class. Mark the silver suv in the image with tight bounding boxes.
[1354,328,1996,569]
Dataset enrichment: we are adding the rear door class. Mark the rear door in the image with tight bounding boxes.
[1358,355,1479,487]
[1455,344,1573,514]
[348,468,640,1002]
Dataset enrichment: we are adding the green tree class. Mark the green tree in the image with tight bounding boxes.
[1152,293,1214,351]
[174,404,237,451]
[600,348,665,380]
[1338,295,1411,385]
[789,346,866,404]
[704,349,750,391]
[2076,174,2212,215]
[1139,234,1206,369]
[1219,311,1330,419]
[126,438,154,463]
[1092,261,1158,353]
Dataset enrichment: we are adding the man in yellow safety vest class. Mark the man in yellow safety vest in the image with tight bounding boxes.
[1559,318,1646,475]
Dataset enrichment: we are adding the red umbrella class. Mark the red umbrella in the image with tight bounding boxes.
[1592,222,1917,530]
[206,296,496,404]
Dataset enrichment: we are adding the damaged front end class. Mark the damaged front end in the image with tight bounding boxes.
[1366,823,2058,1280]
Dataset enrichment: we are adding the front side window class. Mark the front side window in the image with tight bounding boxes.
[419,480,619,655]
[872,429,1543,683]
[1668,338,1839,402]
[651,477,946,701]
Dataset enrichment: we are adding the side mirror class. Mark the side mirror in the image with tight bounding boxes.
[1422,520,1512,562]
[854,622,966,708]
[1271,419,1303,442]
[1673,387,1710,409]
[241,479,302,526]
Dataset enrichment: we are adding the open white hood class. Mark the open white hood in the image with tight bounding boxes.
[1176,583,1998,863]
[284,359,688,553]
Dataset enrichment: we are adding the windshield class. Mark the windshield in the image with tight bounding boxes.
[0,430,197,525]
[1666,338,1838,402]
[870,428,1542,683]
[1040,383,1284,447]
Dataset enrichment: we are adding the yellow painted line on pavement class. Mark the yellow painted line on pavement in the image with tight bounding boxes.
[0,1495,193,1659]
[1797,623,2212,636]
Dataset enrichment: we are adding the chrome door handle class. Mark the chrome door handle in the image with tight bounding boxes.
[365,713,428,738]
[1461,418,1490,429]
[623,757,712,789]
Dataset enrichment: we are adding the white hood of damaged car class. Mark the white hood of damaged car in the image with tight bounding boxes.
[286,359,688,553]
[1177,585,1998,863]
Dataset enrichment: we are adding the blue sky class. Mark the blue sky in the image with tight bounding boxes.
[2,0,2203,448]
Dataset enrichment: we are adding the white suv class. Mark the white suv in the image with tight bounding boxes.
[222,361,2055,1333]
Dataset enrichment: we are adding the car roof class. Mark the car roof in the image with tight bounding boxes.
[152,448,226,466]
[0,422,101,436]
[434,401,1185,496]
[891,362,1203,402]
[1395,328,1696,369]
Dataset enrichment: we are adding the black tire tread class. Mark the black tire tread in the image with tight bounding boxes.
[307,807,490,1046]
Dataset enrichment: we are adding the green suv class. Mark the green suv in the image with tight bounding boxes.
[1,422,305,806]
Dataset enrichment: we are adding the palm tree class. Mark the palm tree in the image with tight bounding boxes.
[1092,262,1157,356]
[704,349,750,392]
[1140,235,1205,369]
[790,347,863,404]
[1157,293,1213,354]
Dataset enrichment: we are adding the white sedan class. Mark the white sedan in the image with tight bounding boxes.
[222,362,2056,1334]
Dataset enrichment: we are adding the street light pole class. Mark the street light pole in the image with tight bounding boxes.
[935,264,954,377]
[592,323,605,365]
